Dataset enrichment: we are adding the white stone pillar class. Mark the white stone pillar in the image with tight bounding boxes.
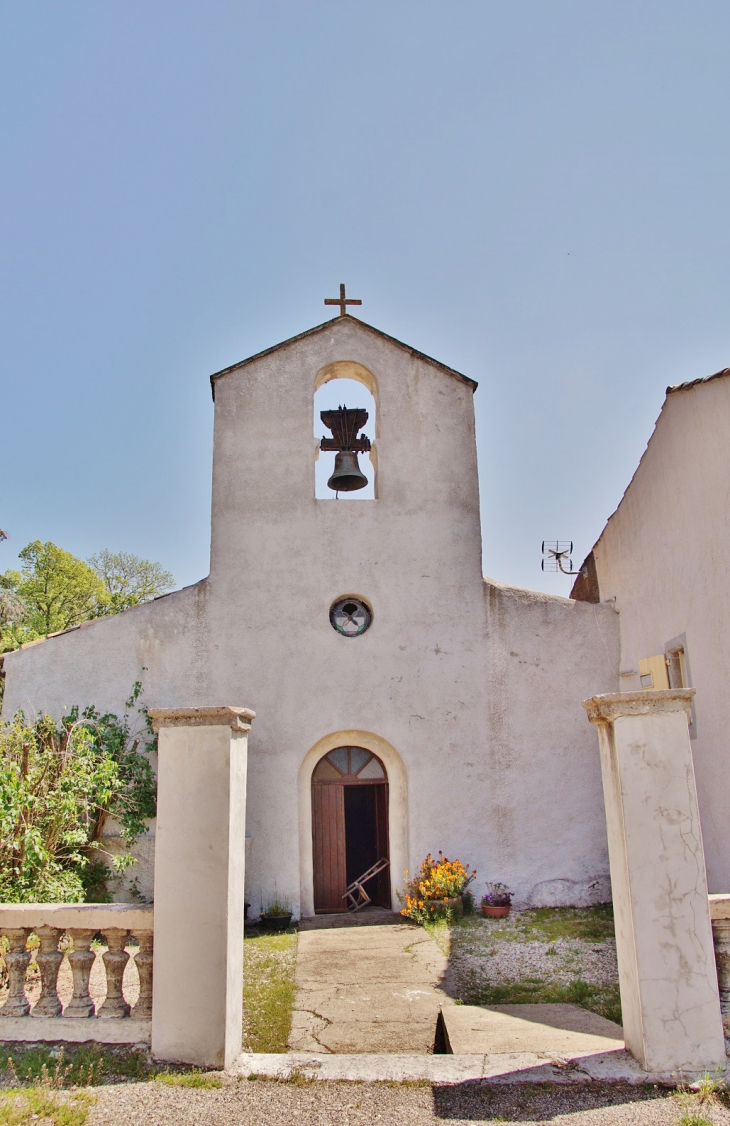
[149,706,255,1069]
[583,690,725,1073]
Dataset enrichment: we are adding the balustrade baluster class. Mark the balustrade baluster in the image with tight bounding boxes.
[2,928,31,1017]
[0,906,152,1031]
[131,932,153,1020]
[98,928,130,1018]
[65,929,96,1017]
[33,926,64,1018]
[712,918,730,1038]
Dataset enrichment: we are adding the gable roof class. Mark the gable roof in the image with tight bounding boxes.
[667,366,730,395]
[572,362,730,599]
[209,314,477,399]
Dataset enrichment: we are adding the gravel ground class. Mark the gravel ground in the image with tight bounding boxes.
[435,911,620,1017]
[453,933,619,990]
[86,1077,730,1125]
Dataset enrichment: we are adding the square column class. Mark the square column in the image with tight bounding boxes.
[149,706,255,1069]
[583,690,725,1073]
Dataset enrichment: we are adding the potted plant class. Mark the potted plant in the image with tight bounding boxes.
[481,882,513,918]
[259,898,293,931]
[399,852,476,924]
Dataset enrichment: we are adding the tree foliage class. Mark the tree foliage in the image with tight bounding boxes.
[0,684,157,903]
[0,541,175,658]
[1,541,106,641]
[88,549,175,614]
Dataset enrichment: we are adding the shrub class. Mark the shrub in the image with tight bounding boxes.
[400,852,476,923]
[0,683,156,902]
[261,899,292,918]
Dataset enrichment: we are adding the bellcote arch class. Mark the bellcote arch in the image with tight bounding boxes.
[313,361,379,499]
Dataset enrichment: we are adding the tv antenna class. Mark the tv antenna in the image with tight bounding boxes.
[541,541,584,576]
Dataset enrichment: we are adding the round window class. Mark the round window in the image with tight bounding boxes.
[330,597,372,637]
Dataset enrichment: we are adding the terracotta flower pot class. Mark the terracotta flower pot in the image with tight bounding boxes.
[429,896,463,917]
[481,904,511,918]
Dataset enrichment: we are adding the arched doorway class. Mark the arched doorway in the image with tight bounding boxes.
[311,746,390,913]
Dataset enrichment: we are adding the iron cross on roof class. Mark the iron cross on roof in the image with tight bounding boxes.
[324,283,362,317]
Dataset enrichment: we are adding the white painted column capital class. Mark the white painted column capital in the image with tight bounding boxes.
[582,688,725,1073]
[148,706,256,733]
[583,688,694,725]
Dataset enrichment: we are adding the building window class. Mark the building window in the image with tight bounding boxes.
[638,655,669,690]
[666,646,688,689]
[330,597,372,637]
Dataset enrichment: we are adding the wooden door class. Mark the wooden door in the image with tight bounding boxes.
[312,783,347,912]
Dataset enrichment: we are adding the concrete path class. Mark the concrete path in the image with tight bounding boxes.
[288,914,448,1053]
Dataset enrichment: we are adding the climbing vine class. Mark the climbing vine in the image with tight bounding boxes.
[0,683,157,903]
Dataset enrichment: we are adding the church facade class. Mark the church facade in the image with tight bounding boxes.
[2,315,620,914]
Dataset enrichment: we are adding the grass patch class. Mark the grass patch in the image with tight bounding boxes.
[154,1070,223,1089]
[673,1071,729,1125]
[0,1086,93,1126]
[427,905,615,953]
[1,1045,151,1088]
[0,1054,95,1124]
[460,976,622,1025]
[486,905,615,944]
[1,1044,231,1094]
[3,1047,103,1089]
[423,919,450,955]
[242,926,298,1053]
[693,1070,729,1104]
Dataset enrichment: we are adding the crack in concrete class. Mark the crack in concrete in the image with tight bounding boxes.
[291,1005,333,1053]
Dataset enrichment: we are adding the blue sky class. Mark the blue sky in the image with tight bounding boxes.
[2,1,729,595]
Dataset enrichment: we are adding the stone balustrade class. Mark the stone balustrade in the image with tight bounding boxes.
[0,904,153,1044]
[709,894,730,1039]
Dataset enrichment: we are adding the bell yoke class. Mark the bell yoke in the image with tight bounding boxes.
[320,405,371,492]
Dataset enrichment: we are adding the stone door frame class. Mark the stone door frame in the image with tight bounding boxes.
[298,729,408,918]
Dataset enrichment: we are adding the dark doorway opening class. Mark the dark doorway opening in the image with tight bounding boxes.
[345,786,377,886]
[344,783,390,908]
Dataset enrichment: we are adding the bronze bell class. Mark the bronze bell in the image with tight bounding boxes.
[327,449,368,492]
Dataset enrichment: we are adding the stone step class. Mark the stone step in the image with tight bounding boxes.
[440,1002,623,1057]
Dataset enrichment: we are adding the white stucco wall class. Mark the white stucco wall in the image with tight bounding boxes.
[2,316,619,910]
[588,373,730,892]
[479,582,618,906]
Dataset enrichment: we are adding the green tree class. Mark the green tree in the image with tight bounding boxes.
[0,541,107,640]
[88,549,174,613]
